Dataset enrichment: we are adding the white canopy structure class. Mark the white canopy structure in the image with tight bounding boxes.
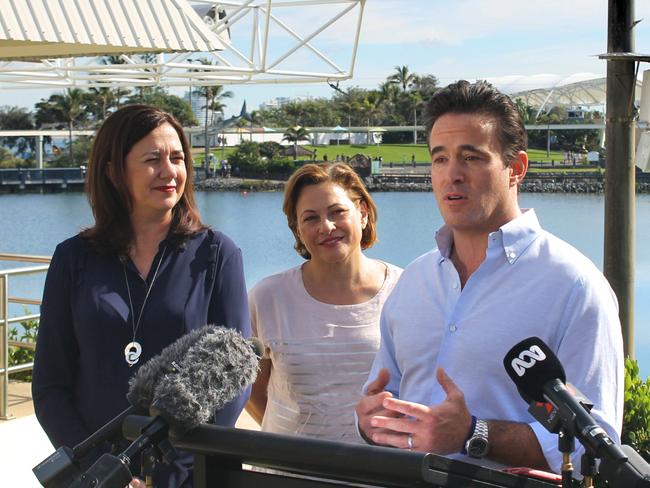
[0,0,366,90]
[493,72,643,114]
[0,0,225,59]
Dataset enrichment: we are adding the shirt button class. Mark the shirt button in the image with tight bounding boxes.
[449,324,457,332]
[508,251,516,259]
[452,282,459,289]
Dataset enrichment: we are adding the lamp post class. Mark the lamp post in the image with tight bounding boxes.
[603,0,637,357]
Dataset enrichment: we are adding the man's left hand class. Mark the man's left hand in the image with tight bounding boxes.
[368,368,473,454]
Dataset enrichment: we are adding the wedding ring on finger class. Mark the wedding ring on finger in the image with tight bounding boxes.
[407,433,414,450]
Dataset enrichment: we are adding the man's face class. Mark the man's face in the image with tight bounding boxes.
[428,112,526,236]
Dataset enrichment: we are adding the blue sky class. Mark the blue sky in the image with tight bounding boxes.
[1,0,649,118]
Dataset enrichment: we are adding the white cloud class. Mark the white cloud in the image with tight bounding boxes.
[358,0,649,46]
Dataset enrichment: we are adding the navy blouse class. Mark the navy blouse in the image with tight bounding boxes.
[32,228,250,482]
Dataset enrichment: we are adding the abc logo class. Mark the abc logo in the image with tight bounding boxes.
[511,345,546,377]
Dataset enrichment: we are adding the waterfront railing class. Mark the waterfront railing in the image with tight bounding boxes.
[0,253,50,420]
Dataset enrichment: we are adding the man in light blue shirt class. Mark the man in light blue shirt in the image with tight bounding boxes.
[356,80,623,474]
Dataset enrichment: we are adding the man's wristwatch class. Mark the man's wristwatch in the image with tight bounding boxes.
[465,418,489,458]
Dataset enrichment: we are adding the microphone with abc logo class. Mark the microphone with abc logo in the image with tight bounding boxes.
[503,337,650,488]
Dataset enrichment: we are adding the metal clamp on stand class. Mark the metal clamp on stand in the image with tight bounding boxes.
[558,429,575,488]
[580,452,597,488]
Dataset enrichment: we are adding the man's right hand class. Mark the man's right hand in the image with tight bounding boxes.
[355,368,400,444]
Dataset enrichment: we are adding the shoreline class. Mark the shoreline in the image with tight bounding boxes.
[196,175,650,194]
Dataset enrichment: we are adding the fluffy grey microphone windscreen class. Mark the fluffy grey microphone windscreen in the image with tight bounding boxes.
[126,326,210,413]
[149,326,260,432]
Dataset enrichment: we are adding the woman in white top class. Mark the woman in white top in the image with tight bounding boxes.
[246,162,401,443]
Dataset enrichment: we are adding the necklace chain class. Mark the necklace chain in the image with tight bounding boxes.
[122,246,166,366]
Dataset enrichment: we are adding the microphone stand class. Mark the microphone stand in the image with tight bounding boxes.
[32,406,135,488]
[68,416,177,488]
[141,447,156,488]
[558,428,575,488]
[580,452,597,488]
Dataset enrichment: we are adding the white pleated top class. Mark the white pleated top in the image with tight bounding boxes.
[249,263,402,443]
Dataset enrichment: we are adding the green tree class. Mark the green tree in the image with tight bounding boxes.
[86,86,130,121]
[229,140,262,172]
[0,106,35,159]
[389,65,416,92]
[247,110,262,141]
[7,314,39,381]
[0,145,28,168]
[235,117,249,143]
[514,98,536,125]
[410,74,439,101]
[622,358,650,461]
[284,102,305,126]
[191,59,234,163]
[282,125,310,160]
[35,88,89,166]
[126,88,197,126]
[50,135,93,167]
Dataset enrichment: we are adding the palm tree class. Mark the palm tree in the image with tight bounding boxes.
[389,65,416,92]
[360,92,383,143]
[284,102,305,126]
[408,91,424,144]
[35,88,88,165]
[87,86,129,121]
[192,58,234,163]
[282,125,310,160]
[248,110,262,142]
[235,117,249,143]
[514,98,536,124]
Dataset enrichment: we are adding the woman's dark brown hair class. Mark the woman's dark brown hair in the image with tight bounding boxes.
[282,162,378,259]
[81,104,205,255]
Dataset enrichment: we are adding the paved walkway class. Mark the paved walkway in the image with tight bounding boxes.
[0,381,259,486]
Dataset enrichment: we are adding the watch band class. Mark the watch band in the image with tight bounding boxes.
[460,415,477,455]
[466,418,489,458]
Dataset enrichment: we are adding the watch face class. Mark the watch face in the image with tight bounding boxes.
[468,438,489,458]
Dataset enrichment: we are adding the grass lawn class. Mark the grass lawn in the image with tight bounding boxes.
[191,147,237,165]
[304,144,568,164]
[191,144,587,168]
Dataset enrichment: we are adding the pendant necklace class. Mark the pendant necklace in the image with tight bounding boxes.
[122,246,166,367]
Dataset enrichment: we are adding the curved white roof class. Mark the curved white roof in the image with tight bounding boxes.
[486,72,642,109]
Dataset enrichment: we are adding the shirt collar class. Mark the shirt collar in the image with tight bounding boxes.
[497,208,542,264]
[434,208,542,265]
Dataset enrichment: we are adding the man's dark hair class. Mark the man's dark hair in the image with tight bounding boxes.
[423,80,527,166]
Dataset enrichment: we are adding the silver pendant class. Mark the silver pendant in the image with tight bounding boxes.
[124,341,142,367]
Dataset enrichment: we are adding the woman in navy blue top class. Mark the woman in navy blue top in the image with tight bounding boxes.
[32,105,250,487]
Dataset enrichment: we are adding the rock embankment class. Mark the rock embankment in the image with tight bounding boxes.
[196,178,285,192]
[195,174,650,193]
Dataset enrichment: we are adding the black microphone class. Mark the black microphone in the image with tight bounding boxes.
[34,326,260,488]
[503,337,626,463]
[33,326,217,488]
[68,325,261,488]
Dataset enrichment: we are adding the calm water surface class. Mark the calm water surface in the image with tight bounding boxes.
[1,191,648,377]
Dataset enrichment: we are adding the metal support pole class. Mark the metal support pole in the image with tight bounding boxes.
[604,0,636,357]
[36,135,44,169]
[0,274,10,420]
[413,106,417,145]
